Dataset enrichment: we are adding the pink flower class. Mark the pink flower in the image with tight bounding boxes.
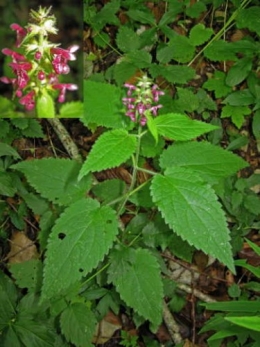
[19,90,35,111]
[35,51,42,60]
[150,105,163,116]
[51,45,79,75]
[10,23,27,47]
[124,83,136,96]
[38,71,45,80]
[52,83,78,103]
[51,45,79,61]
[8,62,32,89]
[9,62,32,71]
[2,48,25,61]
[0,76,15,85]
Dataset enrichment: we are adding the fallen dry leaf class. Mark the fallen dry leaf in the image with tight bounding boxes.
[92,311,122,344]
[7,231,38,264]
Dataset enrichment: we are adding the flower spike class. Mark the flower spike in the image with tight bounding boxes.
[122,75,164,126]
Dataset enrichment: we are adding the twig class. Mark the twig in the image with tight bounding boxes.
[47,118,82,162]
[176,282,216,303]
[163,300,183,345]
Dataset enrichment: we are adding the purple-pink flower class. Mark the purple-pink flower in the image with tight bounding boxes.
[10,23,27,47]
[52,83,78,103]
[2,48,25,61]
[19,90,35,111]
[51,45,79,75]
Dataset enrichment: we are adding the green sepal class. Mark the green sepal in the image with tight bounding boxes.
[36,90,55,118]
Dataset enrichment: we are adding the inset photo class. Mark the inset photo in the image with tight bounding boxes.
[0,0,83,118]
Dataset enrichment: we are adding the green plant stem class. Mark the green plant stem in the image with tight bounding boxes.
[80,262,110,289]
[136,166,157,177]
[116,125,142,216]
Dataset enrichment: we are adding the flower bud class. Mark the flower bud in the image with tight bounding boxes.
[38,71,45,80]
[35,51,42,60]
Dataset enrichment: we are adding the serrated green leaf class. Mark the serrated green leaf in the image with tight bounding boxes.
[125,50,152,68]
[0,119,10,138]
[139,27,157,49]
[236,6,260,36]
[116,26,141,53]
[14,319,56,347]
[159,7,183,27]
[10,119,44,138]
[22,119,44,138]
[9,260,42,293]
[42,199,118,300]
[159,141,248,183]
[221,105,251,129]
[84,81,124,128]
[79,129,137,179]
[108,248,163,328]
[204,41,237,61]
[129,182,154,208]
[0,142,20,158]
[189,23,213,46]
[60,303,96,347]
[168,233,195,263]
[92,0,120,30]
[203,70,232,98]
[244,195,260,215]
[0,271,18,331]
[93,31,110,48]
[225,57,252,87]
[140,132,165,158]
[20,192,49,216]
[113,61,139,86]
[150,168,235,272]
[156,44,175,64]
[0,172,17,197]
[126,9,155,25]
[166,36,195,63]
[174,88,199,112]
[92,179,126,205]
[149,64,195,84]
[153,113,218,141]
[185,1,206,18]
[231,39,258,55]
[59,102,83,118]
[196,89,217,113]
[223,89,255,106]
[11,158,92,206]
[9,119,29,130]
[2,326,21,347]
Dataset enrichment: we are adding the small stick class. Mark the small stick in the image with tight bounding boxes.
[176,282,216,303]
[163,300,183,345]
[47,118,82,162]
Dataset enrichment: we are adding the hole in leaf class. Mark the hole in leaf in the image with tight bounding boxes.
[106,219,113,224]
[79,268,84,273]
[58,232,66,240]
